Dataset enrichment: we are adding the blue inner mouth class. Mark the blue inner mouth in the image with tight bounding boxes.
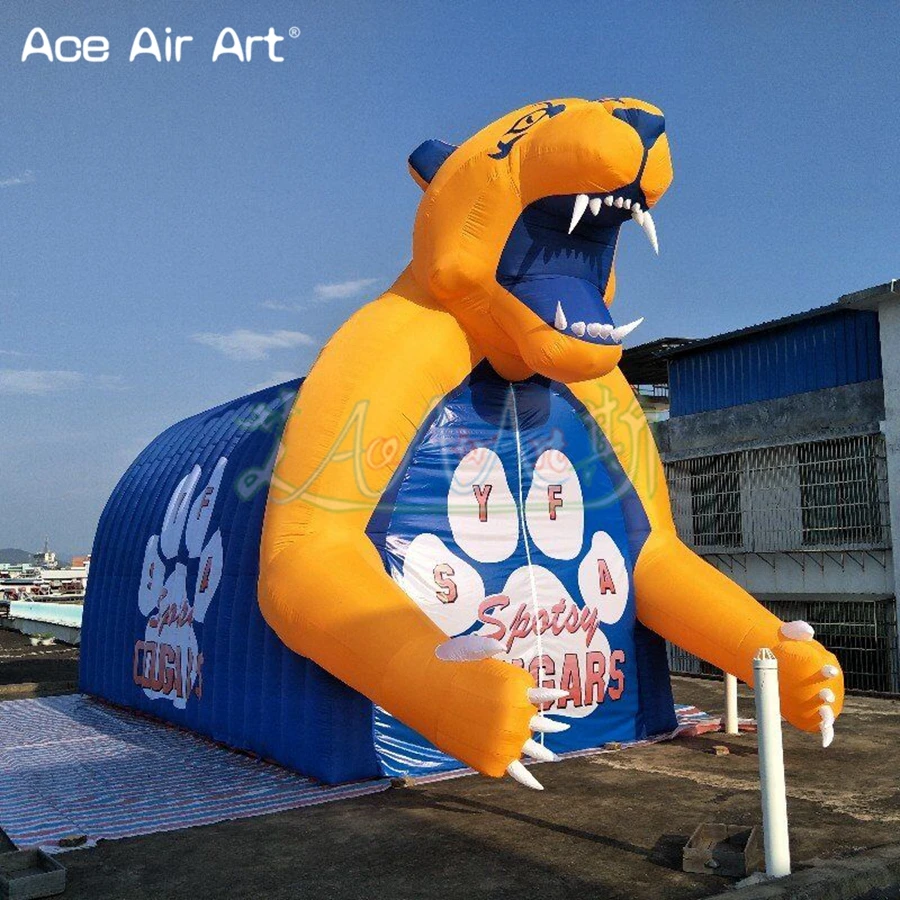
[496,185,646,344]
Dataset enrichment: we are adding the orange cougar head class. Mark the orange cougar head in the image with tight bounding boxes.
[409,97,673,383]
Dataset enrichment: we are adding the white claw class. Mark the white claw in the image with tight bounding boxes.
[589,197,602,216]
[780,620,815,642]
[603,195,614,206]
[530,715,570,734]
[435,635,505,662]
[571,321,586,337]
[820,722,835,748]
[819,688,836,704]
[522,738,559,762]
[819,705,835,728]
[640,211,659,254]
[554,301,567,331]
[528,687,569,705]
[569,193,589,234]
[822,665,839,679]
[610,317,644,342]
[631,207,645,227]
[507,759,544,790]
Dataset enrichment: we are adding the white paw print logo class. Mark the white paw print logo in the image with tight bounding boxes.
[391,446,630,719]
[134,457,227,709]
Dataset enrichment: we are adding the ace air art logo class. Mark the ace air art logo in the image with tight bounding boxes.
[133,457,228,709]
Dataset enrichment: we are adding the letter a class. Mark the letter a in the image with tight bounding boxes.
[212,27,244,61]
[22,27,53,62]
[130,27,162,62]
[597,559,616,595]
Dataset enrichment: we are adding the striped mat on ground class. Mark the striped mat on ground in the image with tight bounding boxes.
[0,696,747,852]
[0,694,390,852]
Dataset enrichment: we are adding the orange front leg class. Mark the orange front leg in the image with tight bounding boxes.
[634,532,844,744]
[259,280,563,784]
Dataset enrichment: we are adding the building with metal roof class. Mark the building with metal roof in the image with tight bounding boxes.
[623,281,900,691]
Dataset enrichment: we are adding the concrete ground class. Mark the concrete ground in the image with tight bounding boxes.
[1,628,900,899]
[0,626,78,695]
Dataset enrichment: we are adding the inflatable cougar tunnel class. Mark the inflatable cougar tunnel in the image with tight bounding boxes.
[81,97,844,788]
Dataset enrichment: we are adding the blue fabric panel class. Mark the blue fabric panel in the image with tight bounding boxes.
[611,107,665,149]
[367,362,675,777]
[408,139,457,185]
[79,380,380,785]
[373,710,464,778]
[670,310,882,417]
[631,621,677,738]
[496,193,638,331]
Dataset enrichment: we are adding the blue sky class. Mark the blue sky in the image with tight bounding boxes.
[1,1,898,557]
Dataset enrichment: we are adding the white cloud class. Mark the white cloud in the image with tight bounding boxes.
[0,369,123,395]
[0,171,35,189]
[259,279,380,313]
[191,328,315,361]
[0,349,27,358]
[313,277,379,301]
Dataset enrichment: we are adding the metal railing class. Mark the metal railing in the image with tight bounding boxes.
[665,433,890,553]
[633,383,669,400]
[667,595,899,693]
[663,432,897,693]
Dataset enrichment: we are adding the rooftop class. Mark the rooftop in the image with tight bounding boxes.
[620,337,694,386]
[839,279,900,309]
[2,631,900,899]
[661,301,853,358]
[624,280,900,378]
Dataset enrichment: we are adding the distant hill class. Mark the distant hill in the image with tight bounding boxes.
[0,548,32,565]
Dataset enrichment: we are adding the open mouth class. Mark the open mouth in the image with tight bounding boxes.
[567,192,658,253]
[496,188,660,347]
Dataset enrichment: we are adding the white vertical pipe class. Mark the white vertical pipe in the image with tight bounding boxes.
[753,648,791,878]
[724,672,739,735]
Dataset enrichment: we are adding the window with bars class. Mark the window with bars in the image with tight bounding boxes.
[665,433,889,552]
[799,438,883,547]
[668,595,899,693]
[687,453,743,548]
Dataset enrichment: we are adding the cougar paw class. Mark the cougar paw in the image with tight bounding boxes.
[436,634,570,791]
[773,620,843,749]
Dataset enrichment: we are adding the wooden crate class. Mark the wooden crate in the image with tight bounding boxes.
[0,849,66,900]
[682,823,763,878]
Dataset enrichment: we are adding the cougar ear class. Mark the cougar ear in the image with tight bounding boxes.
[408,139,457,190]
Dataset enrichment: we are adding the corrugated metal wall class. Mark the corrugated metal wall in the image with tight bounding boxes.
[669,310,881,417]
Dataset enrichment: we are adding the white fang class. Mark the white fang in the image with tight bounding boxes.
[554,301,568,331]
[568,194,589,234]
[640,211,659,254]
[611,317,644,342]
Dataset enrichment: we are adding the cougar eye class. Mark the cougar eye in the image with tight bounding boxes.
[508,108,547,134]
